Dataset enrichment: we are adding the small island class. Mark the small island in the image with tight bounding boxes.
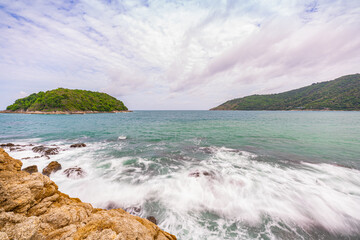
[211,74,360,111]
[1,88,130,114]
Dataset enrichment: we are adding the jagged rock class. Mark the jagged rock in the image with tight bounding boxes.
[22,165,38,174]
[32,146,59,155]
[63,167,86,179]
[147,216,157,225]
[0,148,176,240]
[42,161,62,176]
[70,143,86,148]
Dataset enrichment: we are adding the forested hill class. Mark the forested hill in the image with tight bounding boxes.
[211,74,360,111]
[5,88,128,112]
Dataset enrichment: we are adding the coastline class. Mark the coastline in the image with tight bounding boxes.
[0,148,176,239]
[0,110,132,114]
[209,109,359,111]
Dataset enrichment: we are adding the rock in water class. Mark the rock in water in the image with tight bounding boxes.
[32,146,59,155]
[22,165,38,174]
[0,143,15,147]
[63,167,86,179]
[42,161,62,176]
[70,143,86,148]
[0,148,176,240]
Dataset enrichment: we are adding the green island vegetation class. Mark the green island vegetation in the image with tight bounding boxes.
[211,74,360,111]
[6,88,128,112]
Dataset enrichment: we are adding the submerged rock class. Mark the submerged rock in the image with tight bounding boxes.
[0,148,176,240]
[32,145,59,155]
[63,167,86,179]
[70,143,86,148]
[42,161,62,176]
[22,165,38,174]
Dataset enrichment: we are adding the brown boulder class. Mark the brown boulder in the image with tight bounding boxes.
[42,161,62,176]
[22,165,38,174]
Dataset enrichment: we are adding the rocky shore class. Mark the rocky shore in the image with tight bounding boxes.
[0,148,176,240]
[0,110,132,114]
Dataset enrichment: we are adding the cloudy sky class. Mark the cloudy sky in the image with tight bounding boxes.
[0,0,359,110]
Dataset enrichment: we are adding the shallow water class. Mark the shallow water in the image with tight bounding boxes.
[1,111,360,239]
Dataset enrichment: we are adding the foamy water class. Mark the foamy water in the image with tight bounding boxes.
[2,111,360,239]
[9,142,360,239]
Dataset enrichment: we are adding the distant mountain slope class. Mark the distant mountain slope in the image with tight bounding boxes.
[6,88,128,112]
[211,74,360,111]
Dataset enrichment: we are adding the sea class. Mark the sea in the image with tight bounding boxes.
[1,110,360,240]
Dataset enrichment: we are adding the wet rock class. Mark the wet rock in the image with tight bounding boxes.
[63,167,86,179]
[203,171,211,176]
[9,147,21,152]
[70,143,86,148]
[147,216,157,225]
[42,161,62,176]
[32,146,59,155]
[0,143,15,147]
[22,165,38,174]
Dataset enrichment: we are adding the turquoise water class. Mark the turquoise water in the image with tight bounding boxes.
[1,111,360,239]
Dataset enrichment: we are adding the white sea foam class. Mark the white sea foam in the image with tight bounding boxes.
[9,145,360,239]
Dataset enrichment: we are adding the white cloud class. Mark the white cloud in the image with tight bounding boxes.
[0,0,359,110]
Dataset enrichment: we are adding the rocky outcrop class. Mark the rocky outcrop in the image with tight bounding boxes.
[0,148,176,240]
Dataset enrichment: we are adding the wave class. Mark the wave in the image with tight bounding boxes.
[8,144,360,239]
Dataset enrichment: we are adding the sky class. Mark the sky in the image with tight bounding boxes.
[0,0,359,110]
